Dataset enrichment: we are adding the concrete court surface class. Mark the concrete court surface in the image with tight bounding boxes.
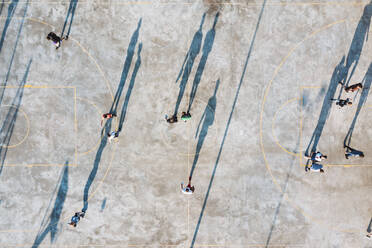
[0,0,371,247]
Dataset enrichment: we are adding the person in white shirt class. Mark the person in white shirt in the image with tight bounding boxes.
[181,178,194,194]
[305,163,324,173]
[107,131,118,143]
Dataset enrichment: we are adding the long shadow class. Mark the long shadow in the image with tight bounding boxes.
[32,162,69,248]
[187,13,219,113]
[190,1,267,246]
[61,0,78,39]
[0,0,18,54]
[0,59,31,176]
[265,136,300,247]
[189,79,219,179]
[305,58,345,155]
[173,14,205,117]
[367,217,372,233]
[82,21,141,212]
[117,43,142,133]
[0,0,4,16]
[109,19,141,115]
[0,0,28,107]
[343,62,372,147]
[343,1,371,87]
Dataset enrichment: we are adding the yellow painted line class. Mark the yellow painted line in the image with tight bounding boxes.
[0,243,305,247]
[259,18,367,234]
[74,87,78,166]
[76,97,104,155]
[300,163,372,167]
[1,105,30,149]
[0,17,116,235]
[326,164,372,167]
[0,16,114,101]
[0,85,74,88]
[299,87,303,167]
[86,138,117,203]
[0,0,369,6]
[192,245,305,247]
[0,229,35,233]
[3,164,77,167]
[271,97,300,157]
[70,37,114,101]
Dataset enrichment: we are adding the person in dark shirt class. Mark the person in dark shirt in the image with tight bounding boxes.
[47,32,64,49]
[345,146,364,159]
[340,82,363,93]
[166,114,178,123]
[331,98,352,107]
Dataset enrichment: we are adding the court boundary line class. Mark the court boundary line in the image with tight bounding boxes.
[0,85,78,167]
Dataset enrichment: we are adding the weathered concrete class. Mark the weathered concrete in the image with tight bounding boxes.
[0,0,371,247]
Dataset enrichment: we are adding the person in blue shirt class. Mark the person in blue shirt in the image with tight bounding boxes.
[69,210,85,227]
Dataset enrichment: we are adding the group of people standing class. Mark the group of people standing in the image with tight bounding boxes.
[331,81,363,108]
[304,81,365,173]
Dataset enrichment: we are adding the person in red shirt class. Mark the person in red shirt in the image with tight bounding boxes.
[101,113,117,126]
[181,177,195,194]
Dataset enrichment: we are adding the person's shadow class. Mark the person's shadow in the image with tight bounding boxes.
[187,12,219,113]
[343,62,372,148]
[173,14,205,117]
[367,217,372,233]
[0,0,18,54]
[189,79,220,179]
[61,0,78,39]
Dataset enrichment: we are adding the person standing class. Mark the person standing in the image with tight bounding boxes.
[101,113,116,126]
[343,82,363,93]
[181,111,191,122]
[166,114,178,123]
[68,210,85,227]
[305,163,324,173]
[47,32,64,49]
[181,177,195,194]
[304,151,327,162]
[331,98,352,107]
[107,131,118,143]
[345,146,364,159]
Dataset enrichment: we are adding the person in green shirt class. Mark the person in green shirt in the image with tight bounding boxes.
[181,112,191,122]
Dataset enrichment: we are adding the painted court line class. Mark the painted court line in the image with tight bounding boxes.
[260,17,365,234]
[0,85,78,167]
[299,85,371,168]
[0,0,369,6]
